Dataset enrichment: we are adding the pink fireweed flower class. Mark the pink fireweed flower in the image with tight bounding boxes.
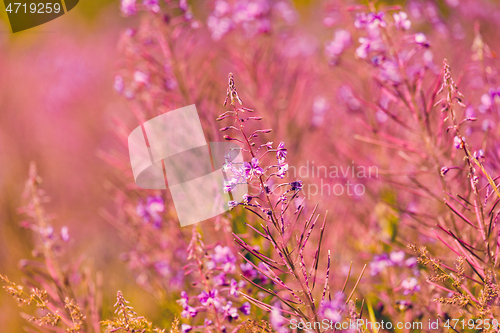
[276,142,287,161]
[133,70,149,86]
[214,0,231,17]
[355,37,372,59]
[370,253,392,275]
[221,301,239,321]
[370,251,410,275]
[223,158,248,192]
[207,16,234,40]
[379,60,402,83]
[478,94,492,113]
[408,1,423,20]
[423,49,436,70]
[240,262,258,279]
[393,11,411,30]
[214,272,226,286]
[142,0,159,13]
[338,85,361,110]
[465,105,475,118]
[243,158,264,178]
[136,196,165,228]
[60,226,70,242]
[479,88,500,112]
[229,279,239,296]
[325,30,351,64]
[179,0,187,11]
[222,154,235,173]
[474,149,485,159]
[376,110,389,123]
[371,55,385,66]
[490,87,500,103]
[414,33,430,47]
[42,224,54,238]
[228,200,239,210]
[405,257,418,268]
[121,0,136,16]
[454,136,464,149]
[232,0,270,24]
[255,18,271,33]
[206,0,278,39]
[482,119,494,131]
[178,291,189,308]
[165,77,177,90]
[224,178,238,193]
[181,324,192,333]
[242,193,252,204]
[277,163,288,179]
[273,1,298,24]
[319,292,346,323]
[323,16,336,27]
[257,262,271,284]
[181,305,197,318]
[239,302,251,315]
[425,2,448,36]
[354,12,368,29]
[401,277,420,295]
[114,75,124,93]
[312,96,329,126]
[154,261,170,277]
[198,289,221,308]
[211,245,236,272]
[367,12,387,29]
[390,251,406,265]
[355,11,387,32]
[356,36,384,59]
[270,303,287,333]
[290,180,303,191]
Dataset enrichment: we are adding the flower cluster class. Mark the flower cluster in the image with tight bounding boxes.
[120,0,195,19]
[370,251,417,276]
[136,195,165,228]
[1,164,99,332]
[216,73,367,332]
[207,0,297,40]
[176,230,251,332]
[318,292,346,323]
[324,29,351,64]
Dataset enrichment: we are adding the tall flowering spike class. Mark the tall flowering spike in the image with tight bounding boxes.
[224,73,243,106]
[439,59,464,103]
[64,298,86,332]
[471,22,494,62]
[103,291,166,332]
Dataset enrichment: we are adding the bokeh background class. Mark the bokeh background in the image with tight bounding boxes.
[0,1,146,329]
